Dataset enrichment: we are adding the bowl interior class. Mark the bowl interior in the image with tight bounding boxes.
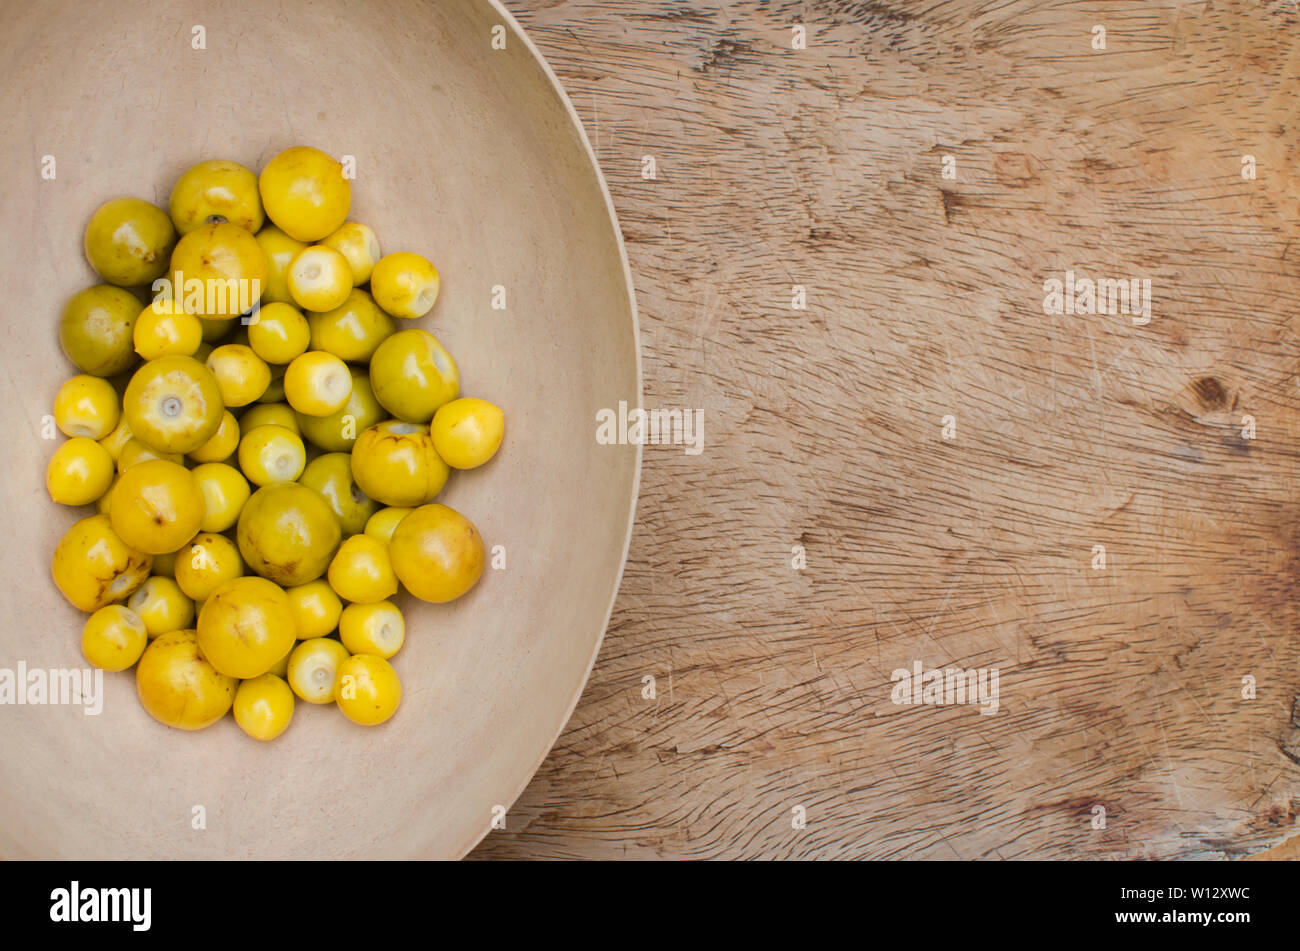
[0,0,639,858]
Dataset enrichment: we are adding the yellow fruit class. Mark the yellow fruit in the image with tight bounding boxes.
[267,642,293,678]
[95,474,118,515]
[174,532,243,601]
[286,245,352,312]
[136,630,236,730]
[431,397,505,469]
[294,369,385,452]
[47,437,115,505]
[122,354,224,454]
[59,284,141,377]
[237,424,306,486]
[253,225,308,305]
[389,503,485,603]
[191,462,251,532]
[338,601,405,659]
[258,146,351,242]
[299,452,379,535]
[327,534,397,604]
[322,222,381,285]
[233,674,295,741]
[334,654,401,726]
[109,459,205,555]
[368,329,459,422]
[284,350,352,417]
[54,374,120,439]
[287,637,351,704]
[349,421,449,507]
[206,344,270,407]
[247,301,310,364]
[286,579,343,640]
[133,299,202,360]
[363,507,413,544]
[369,252,439,319]
[116,438,183,473]
[236,483,341,587]
[81,605,149,671]
[168,221,267,320]
[239,402,299,435]
[84,197,176,287]
[52,514,152,612]
[169,159,265,235]
[306,288,395,363]
[126,576,195,637]
[187,409,239,463]
[98,416,134,462]
[197,576,298,679]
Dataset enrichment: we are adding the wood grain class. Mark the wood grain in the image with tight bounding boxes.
[473,0,1300,859]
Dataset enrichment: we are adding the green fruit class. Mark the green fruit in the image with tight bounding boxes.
[294,369,385,452]
[59,284,142,377]
[236,483,341,587]
[306,288,395,363]
[299,452,379,535]
[84,197,176,286]
[368,329,459,423]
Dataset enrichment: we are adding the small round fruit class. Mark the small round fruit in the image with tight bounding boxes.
[334,654,401,726]
[168,222,267,320]
[191,462,251,532]
[300,452,379,535]
[258,146,351,242]
[47,437,115,505]
[286,245,352,312]
[306,288,395,363]
[253,225,308,305]
[431,397,505,469]
[368,329,459,423]
[95,474,118,515]
[286,579,343,640]
[369,252,439,319]
[339,601,405,659]
[187,410,239,463]
[350,421,449,507]
[389,503,485,603]
[169,159,265,235]
[295,369,385,452]
[238,424,306,486]
[174,532,243,601]
[52,514,152,612]
[127,576,195,637]
[54,374,120,439]
[247,301,310,364]
[116,438,183,472]
[363,507,413,544]
[237,483,342,587]
[98,416,134,462]
[59,285,141,377]
[322,222,381,285]
[109,459,205,555]
[206,344,270,407]
[284,351,352,416]
[239,402,299,435]
[287,637,350,704]
[233,674,294,741]
[81,605,149,671]
[133,299,202,359]
[122,355,224,454]
[197,576,298,679]
[136,630,236,730]
[327,535,397,604]
[84,197,176,287]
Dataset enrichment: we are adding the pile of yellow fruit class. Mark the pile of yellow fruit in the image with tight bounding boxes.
[47,146,505,740]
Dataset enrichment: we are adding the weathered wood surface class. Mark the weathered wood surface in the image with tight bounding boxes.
[474,0,1300,859]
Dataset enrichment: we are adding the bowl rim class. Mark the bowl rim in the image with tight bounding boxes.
[452,0,644,859]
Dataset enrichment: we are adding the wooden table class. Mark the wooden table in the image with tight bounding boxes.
[473,0,1300,859]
